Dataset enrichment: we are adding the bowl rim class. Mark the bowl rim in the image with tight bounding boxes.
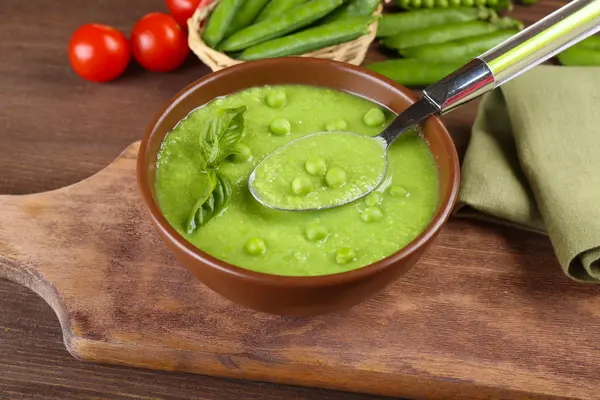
[137,57,460,288]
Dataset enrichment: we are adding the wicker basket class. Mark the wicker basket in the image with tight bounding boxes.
[187,1,382,72]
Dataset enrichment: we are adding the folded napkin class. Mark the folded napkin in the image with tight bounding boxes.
[453,65,600,283]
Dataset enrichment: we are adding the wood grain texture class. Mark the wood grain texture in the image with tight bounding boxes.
[0,284,381,400]
[1,0,598,399]
[2,142,600,400]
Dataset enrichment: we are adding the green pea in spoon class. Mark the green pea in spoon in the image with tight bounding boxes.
[249,0,600,212]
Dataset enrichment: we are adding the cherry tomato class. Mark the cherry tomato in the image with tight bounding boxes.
[69,24,130,82]
[130,13,190,73]
[166,0,201,28]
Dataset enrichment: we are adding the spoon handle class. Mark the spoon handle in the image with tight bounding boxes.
[423,0,600,114]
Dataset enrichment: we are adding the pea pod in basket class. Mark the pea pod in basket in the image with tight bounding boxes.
[219,0,345,52]
[225,0,270,37]
[239,16,374,60]
[322,0,381,22]
[202,0,244,48]
[255,0,308,23]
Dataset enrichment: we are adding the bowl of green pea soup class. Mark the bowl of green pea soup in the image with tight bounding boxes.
[137,57,459,316]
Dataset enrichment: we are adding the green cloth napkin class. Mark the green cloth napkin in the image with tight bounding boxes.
[453,65,600,283]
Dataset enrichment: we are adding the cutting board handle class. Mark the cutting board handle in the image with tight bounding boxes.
[0,141,144,351]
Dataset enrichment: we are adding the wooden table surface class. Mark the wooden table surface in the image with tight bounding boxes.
[0,0,574,399]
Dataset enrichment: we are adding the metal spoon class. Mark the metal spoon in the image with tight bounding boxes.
[250,0,600,211]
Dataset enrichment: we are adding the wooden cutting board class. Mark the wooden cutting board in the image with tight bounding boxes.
[1,141,599,400]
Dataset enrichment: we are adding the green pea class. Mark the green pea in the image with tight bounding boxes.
[389,185,409,198]
[363,108,386,127]
[423,0,435,7]
[399,0,412,8]
[436,0,449,7]
[361,206,383,222]
[245,237,266,255]
[411,0,423,7]
[231,143,252,162]
[291,176,313,195]
[336,247,356,264]
[267,90,287,108]
[461,0,475,6]
[325,119,348,131]
[270,118,291,135]
[365,191,383,206]
[305,157,327,176]
[325,167,347,188]
[474,0,486,6]
[487,0,498,5]
[306,224,329,241]
[449,0,462,5]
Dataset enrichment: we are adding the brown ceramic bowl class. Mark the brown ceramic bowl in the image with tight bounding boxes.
[137,57,459,316]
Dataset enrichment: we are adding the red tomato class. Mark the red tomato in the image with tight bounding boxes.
[130,13,190,73]
[69,24,130,82]
[166,0,201,28]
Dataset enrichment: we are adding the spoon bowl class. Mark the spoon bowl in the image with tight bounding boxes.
[248,98,438,212]
[248,130,389,211]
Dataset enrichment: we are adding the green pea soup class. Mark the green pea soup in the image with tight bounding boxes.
[155,84,439,276]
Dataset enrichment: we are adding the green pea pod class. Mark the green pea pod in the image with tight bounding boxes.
[398,0,509,9]
[366,59,468,86]
[255,0,308,23]
[323,0,381,22]
[239,17,373,60]
[399,29,519,62]
[202,0,244,48]
[376,7,494,38]
[557,47,600,66]
[225,0,270,37]
[219,0,345,52]
[381,17,522,50]
[574,35,600,51]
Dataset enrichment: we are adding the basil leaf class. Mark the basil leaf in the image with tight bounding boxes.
[185,171,214,235]
[213,171,232,216]
[199,106,247,168]
[199,119,220,166]
[216,106,246,162]
[185,170,233,235]
[198,193,215,226]
[188,104,244,235]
